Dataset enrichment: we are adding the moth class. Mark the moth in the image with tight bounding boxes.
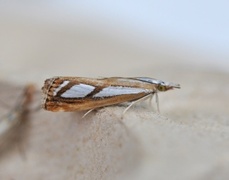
[42,77,180,114]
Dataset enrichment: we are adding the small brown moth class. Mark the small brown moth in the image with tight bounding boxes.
[42,77,180,113]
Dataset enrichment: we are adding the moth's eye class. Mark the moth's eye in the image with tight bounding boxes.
[157,85,166,91]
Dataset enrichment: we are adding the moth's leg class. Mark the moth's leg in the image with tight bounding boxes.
[155,92,160,113]
[82,109,95,118]
[122,94,152,116]
[148,93,154,108]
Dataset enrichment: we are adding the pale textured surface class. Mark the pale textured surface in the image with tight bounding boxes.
[0,17,229,180]
[0,71,229,180]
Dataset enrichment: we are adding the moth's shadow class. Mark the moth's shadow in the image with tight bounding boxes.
[0,82,32,159]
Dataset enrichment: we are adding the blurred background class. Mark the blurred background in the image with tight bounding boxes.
[0,1,228,85]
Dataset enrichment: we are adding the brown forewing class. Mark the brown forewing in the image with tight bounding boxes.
[42,77,156,112]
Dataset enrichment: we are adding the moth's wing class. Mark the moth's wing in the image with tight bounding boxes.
[43,79,151,112]
[45,93,149,112]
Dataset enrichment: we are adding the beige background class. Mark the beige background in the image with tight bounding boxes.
[0,12,229,180]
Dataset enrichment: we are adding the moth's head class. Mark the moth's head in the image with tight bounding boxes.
[135,77,180,92]
[156,81,180,92]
